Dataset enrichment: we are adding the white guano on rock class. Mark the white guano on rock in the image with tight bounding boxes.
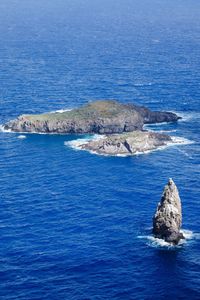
[153,178,185,245]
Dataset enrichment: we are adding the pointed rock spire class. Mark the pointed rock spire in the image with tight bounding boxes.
[153,178,185,245]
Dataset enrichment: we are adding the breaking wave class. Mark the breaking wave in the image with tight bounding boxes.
[138,229,197,249]
[64,134,105,153]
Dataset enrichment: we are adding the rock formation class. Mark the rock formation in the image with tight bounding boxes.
[3,100,181,134]
[75,131,172,156]
[153,179,185,245]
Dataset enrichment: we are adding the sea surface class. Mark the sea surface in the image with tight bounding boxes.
[0,1,200,299]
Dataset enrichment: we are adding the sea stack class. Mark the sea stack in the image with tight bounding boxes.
[153,178,185,245]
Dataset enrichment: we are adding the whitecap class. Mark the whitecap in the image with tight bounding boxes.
[18,135,26,139]
[134,82,153,87]
[152,39,160,43]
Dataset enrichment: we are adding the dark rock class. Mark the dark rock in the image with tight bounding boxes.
[165,231,185,245]
[131,104,181,124]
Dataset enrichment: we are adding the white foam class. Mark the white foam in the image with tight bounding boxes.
[170,136,194,145]
[0,125,12,133]
[50,108,72,114]
[137,235,173,247]
[171,111,200,122]
[143,126,177,134]
[65,135,105,152]
[18,135,26,139]
[148,236,178,247]
[180,229,194,240]
[138,229,196,248]
[144,122,171,129]
[143,127,194,158]
[161,130,177,133]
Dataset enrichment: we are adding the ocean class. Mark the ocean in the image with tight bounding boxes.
[0,1,200,299]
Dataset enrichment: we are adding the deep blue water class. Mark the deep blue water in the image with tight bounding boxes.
[0,1,200,299]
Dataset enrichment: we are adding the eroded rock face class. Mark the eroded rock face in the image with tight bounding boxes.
[153,179,185,245]
[4,100,181,134]
[131,104,180,124]
[78,131,172,156]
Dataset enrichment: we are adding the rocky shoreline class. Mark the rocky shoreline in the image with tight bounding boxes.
[77,131,172,156]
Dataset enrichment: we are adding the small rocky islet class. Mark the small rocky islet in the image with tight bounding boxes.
[4,100,181,155]
[79,131,172,156]
[153,178,185,245]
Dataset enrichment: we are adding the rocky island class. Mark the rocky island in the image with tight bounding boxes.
[153,179,185,245]
[78,131,172,156]
[4,100,180,134]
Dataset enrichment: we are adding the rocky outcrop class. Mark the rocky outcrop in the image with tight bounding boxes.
[75,131,172,156]
[4,100,181,134]
[132,104,181,124]
[153,179,185,245]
